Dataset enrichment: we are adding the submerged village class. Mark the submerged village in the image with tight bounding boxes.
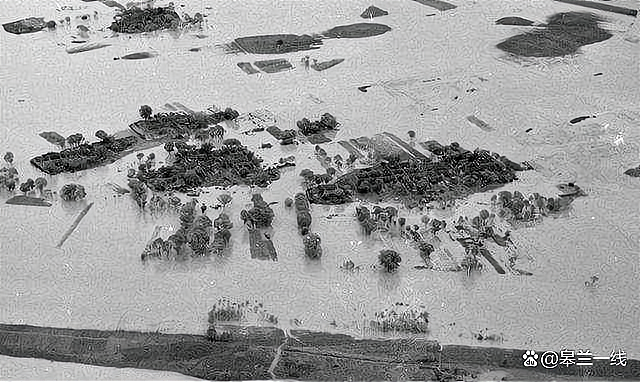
[1,0,640,380]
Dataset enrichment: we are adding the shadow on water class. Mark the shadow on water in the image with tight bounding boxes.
[378,269,401,293]
[496,12,613,57]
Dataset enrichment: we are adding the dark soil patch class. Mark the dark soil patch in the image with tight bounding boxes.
[39,131,66,147]
[266,126,297,145]
[3,17,46,35]
[227,34,323,54]
[226,23,391,54]
[253,59,293,74]
[306,134,333,144]
[311,58,345,71]
[118,52,157,60]
[360,6,389,19]
[496,12,613,57]
[237,62,260,74]
[410,0,457,11]
[496,16,535,26]
[320,23,391,39]
[5,195,52,207]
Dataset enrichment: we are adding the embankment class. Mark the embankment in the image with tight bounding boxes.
[0,324,638,380]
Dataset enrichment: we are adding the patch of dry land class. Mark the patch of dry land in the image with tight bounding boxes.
[0,324,637,381]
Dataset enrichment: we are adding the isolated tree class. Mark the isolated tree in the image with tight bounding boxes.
[3,152,14,166]
[139,105,153,120]
[379,249,401,272]
[34,177,47,195]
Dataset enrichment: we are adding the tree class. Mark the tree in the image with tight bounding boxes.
[19,179,35,194]
[303,232,322,259]
[95,130,110,142]
[60,183,87,201]
[4,152,14,165]
[214,213,233,231]
[67,134,83,148]
[194,128,210,142]
[164,141,174,153]
[139,105,153,120]
[222,138,241,146]
[179,200,196,229]
[299,169,314,178]
[34,177,47,195]
[217,194,232,208]
[379,249,401,272]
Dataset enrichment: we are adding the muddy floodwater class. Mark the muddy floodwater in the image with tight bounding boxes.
[0,0,639,370]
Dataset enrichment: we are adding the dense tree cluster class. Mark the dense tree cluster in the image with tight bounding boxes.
[127,179,148,209]
[296,113,339,136]
[490,184,586,223]
[308,141,528,206]
[109,5,202,33]
[60,183,86,201]
[370,306,429,334]
[130,105,239,141]
[240,194,275,229]
[31,135,138,175]
[355,205,397,235]
[293,192,322,259]
[0,166,19,192]
[140,141,280,192]
[142,199,224,261]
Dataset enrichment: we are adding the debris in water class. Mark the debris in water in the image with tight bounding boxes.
[570,115,594,124]
[56,202,94,248]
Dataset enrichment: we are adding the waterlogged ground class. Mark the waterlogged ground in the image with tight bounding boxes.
[1,0,639,364]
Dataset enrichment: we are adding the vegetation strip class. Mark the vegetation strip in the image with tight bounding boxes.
[0,324,638,379]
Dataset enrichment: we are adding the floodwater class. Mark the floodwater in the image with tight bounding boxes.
[1,0,639,368]
[0,355,200,380]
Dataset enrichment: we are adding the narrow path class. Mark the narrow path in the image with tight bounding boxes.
[267,337,287,379]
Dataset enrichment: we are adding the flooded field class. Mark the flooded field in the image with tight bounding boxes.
[0,0,639,370]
